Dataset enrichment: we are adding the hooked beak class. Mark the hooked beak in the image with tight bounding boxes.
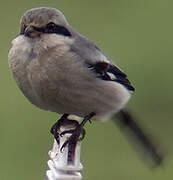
[24,26,42,38]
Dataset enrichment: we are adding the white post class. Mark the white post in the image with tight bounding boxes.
[46,120,83,180]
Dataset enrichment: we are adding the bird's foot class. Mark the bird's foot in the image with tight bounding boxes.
[51,112,95,151]
[50,114,69,144]
[60,124,86,152]
[60,112,95,152]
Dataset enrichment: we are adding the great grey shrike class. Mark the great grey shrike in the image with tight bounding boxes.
[8,7,163,166]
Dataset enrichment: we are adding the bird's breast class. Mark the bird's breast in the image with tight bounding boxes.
[8,36,49,109]
[8,35,76,111]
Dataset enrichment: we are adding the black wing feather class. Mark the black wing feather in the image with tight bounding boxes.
[87,62,135,91]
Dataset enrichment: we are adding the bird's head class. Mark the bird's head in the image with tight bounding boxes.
[20,7,72,39]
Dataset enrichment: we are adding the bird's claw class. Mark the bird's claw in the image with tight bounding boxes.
[50,114,69,144]
[50,122,61,144]
[60,125,86,152]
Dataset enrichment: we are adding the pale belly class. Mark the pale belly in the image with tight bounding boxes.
[16,61,130,120]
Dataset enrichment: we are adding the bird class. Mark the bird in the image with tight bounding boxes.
[8,7,163,166]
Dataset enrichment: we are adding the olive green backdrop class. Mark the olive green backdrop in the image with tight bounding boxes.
[0,0,173,179]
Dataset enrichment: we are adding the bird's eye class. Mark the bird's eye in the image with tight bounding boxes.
[46,22,56,30]
[44,22,56,33]
[44,22,71,37]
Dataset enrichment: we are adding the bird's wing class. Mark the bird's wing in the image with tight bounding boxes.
[70,34,135,91]
[86,61,135,91]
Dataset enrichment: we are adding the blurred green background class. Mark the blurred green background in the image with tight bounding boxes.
[0,0,173,179]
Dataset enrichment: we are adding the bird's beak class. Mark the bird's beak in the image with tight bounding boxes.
[24,26,42,38]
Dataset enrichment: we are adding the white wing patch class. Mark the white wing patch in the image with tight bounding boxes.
[107,72,117,80]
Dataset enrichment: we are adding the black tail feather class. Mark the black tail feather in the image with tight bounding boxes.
[113,109,164,167]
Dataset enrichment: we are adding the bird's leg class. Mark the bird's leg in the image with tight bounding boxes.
[50,114,69,144]
[60,112,96,152]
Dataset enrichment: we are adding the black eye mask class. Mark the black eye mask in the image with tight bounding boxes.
[20,22,72,37]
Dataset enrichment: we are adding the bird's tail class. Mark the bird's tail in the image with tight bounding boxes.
[113,109,164,167]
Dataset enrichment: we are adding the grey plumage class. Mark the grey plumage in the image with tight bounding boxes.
[8,7,133,120]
